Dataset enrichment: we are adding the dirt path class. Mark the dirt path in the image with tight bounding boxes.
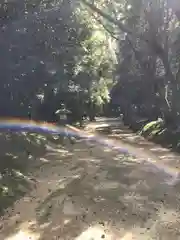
[0,124,180,239]
[85,119,180,184]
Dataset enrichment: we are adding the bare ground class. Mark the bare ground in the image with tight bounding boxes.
[0,122,180,239]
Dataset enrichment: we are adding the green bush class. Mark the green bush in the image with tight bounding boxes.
[140,118,165,137]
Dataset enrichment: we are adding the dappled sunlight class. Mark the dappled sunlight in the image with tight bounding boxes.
[104,147,113,152]
[1,123,180,239]
[11,169,35,184]
[77,157,102,164]
[123,135,141,141]
[5,230,40,240]
[142,207,180,238]
[89,122,180,185]
[122,192,149,210]
[2,0,180,232]
[110,133,154,147]
[39,157,50,163]
[46,145,69,153]
[75,225,167,240]
[94,180,120,191]
[150,147,169,152]
[4,220,41,240]
[160,155,175,160]
[120,233,134,240]
[74,224,163,240]
[3,220,152,240]
[0,130,75,215]
[75,224,115,240]
[157,207,180,225]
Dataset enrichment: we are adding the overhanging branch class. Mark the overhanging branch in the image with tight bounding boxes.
[80,0,132,34]
[91,12,119,40]
[80,0,175,84]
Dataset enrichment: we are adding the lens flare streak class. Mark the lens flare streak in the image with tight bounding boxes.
[0,118,179,185]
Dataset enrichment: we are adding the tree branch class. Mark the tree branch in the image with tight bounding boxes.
[91,12,119,40]
[165,84,171,109]
[80,0,132,34]
[80,0,175,83]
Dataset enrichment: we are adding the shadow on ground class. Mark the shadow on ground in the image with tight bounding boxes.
[1,136,180,239]
[37,147,180,239]
[95,122,180,171]
[0,130,67,215]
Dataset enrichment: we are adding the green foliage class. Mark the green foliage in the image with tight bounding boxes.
[0,132,48,213]
[74,2,116,106]
[140,118,165,137]
[82,0,180,131]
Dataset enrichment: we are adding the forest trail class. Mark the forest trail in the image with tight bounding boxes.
[0,121,180,239]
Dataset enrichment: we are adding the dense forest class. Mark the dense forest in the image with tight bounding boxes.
[0,0,115,123]
[1,0,180,147]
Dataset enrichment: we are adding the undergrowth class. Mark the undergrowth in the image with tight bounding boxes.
[0,131,48,214]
